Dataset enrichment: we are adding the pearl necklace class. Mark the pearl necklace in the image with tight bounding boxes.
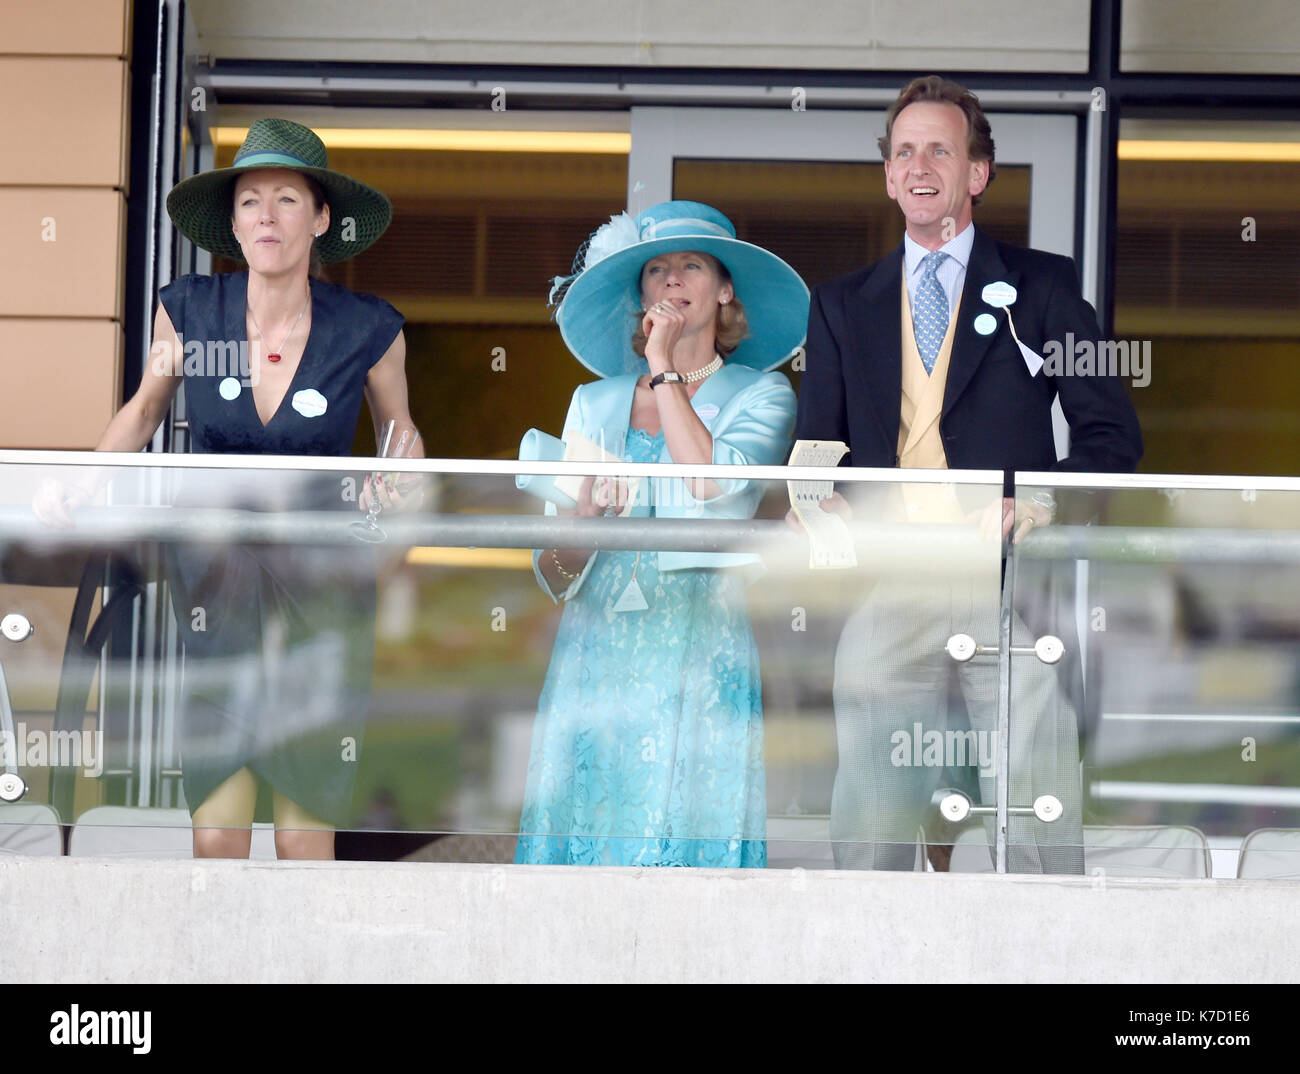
[683,354,723,383]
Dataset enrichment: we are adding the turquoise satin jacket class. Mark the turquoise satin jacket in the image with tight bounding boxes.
[533,362,797,601]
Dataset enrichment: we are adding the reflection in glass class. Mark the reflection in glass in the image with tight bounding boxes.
[1010,480,1300,878]
[0,458,1056,872]
[823,480,1080,873]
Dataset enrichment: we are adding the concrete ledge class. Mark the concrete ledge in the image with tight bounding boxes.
[3,857,1296,982]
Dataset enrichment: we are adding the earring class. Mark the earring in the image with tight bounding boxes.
[313,231,322,238]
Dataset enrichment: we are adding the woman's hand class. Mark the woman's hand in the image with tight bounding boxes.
[548,475,603,519]
[32,478,91,529]
[574,475,602,517]
[641,301,686,372]
[359,471,425,515]
[571,474,630,517]
[591,474,636,516]
[541,476,601,595]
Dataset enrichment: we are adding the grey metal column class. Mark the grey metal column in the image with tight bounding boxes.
[994,549,1017,873]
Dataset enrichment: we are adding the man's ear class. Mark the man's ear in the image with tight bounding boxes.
[968,158,990,198]
[884,159,899,201]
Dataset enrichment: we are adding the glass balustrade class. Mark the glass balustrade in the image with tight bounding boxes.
[0,452,1006,869]
[14,456,1295,879]
[998,474,1300,880]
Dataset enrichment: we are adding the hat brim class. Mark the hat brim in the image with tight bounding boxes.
[556,235,810,378]
[166,162,392,265]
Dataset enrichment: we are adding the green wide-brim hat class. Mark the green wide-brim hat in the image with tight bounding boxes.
[165,118,392,265]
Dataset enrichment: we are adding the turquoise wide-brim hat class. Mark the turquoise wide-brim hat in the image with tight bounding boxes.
[165,118,392,265]
[552,200,810,378]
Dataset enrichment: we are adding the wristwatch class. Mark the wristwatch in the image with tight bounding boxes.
[648,371,686,389]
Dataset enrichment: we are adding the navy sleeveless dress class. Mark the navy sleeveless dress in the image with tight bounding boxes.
[159,272,403,826]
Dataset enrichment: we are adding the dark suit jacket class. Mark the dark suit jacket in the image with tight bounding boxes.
[794,228,1142,480]
[795,228,1140,751]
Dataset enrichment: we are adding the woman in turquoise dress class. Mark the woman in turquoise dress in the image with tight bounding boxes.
[515,201,810,867]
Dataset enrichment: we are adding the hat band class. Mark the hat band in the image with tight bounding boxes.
[639,216,734,241]
[233,150,325,170]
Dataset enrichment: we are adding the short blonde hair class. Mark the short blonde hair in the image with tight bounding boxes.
[630,252,750,359]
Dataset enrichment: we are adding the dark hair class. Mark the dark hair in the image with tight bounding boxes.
[878,75,996,205]
[630,252,750,358]
[300,175,328,277]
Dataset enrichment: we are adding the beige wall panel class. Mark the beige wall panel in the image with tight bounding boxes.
[189,0,1089,72]
[1123,0,1300,74]
[0,59,128,188]
[4,0,131,57]
[0,319,121,449]
[0,190,124,320]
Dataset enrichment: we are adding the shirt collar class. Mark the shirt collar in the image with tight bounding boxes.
[903,223,975,279]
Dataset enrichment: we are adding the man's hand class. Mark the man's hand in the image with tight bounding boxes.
[1010,495,1053,544]
[975,495,1053,544]
[785,490,852,535]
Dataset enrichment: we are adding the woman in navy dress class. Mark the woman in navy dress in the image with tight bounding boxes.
[44,120,418,859]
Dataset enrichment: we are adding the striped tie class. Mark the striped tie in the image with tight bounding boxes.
[912,251,950,375]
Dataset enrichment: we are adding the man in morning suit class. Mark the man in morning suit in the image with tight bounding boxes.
[794,76,1142,872]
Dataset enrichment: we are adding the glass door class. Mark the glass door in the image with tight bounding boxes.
[630,106,1079,263]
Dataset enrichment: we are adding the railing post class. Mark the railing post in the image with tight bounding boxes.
[995,548,1016,874]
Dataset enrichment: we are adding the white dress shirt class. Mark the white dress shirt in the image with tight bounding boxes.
[902,223,975,320]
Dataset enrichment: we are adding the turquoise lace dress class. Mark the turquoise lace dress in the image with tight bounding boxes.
[515,427,766,867]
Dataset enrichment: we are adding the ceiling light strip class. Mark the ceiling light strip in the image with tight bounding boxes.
[213,127,631,154]
[1118,139,1300,162]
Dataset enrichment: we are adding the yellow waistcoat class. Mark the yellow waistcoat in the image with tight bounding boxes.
[898,280,962,468]
[898,282,965,523]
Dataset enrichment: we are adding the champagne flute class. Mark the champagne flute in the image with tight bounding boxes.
[592,430,630,514]
[351,419,421,543]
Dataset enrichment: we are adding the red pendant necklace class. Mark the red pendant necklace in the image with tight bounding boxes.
[248,290,310,364]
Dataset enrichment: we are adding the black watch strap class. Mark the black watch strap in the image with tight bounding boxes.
[649,371,686,389]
